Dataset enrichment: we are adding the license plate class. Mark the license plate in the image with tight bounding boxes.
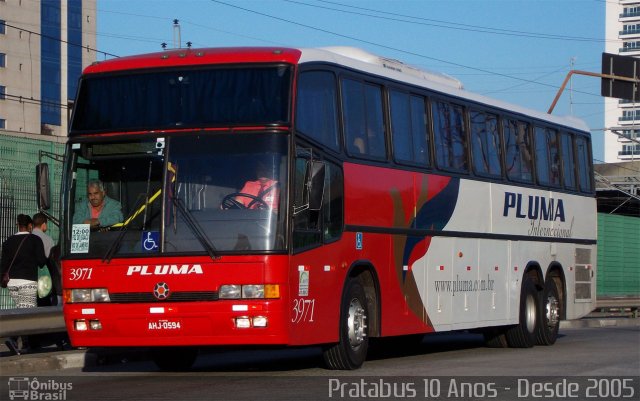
[148,319,182,330]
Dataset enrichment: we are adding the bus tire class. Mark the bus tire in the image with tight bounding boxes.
[322,278,369,370]
[151,346,198,371]
[505,275,539,348]
[536,277,561,345]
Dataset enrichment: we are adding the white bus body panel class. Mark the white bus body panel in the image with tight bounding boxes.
[412,179,596,331]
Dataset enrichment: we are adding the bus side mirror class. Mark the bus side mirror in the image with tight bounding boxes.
[36,163,51,210]
[307,161,325,211]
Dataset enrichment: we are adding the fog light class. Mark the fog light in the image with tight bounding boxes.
[75,319,88,331]
[253,316,267,327]
[89,319,102,330]
[235,317,251,328]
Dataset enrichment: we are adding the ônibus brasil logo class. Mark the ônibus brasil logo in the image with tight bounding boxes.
[7,377,72,400]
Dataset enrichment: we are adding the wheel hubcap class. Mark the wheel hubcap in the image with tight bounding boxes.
[525,294,537,333]
[347,298,367,348]
[545,295,560,329]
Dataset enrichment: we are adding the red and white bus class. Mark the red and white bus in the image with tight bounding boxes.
[58,47,596,370]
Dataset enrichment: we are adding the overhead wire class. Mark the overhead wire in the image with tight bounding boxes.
[3,22,119,58]
[209,0,602,100]
[293,0,612,43]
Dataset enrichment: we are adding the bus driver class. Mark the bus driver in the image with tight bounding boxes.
[73,180,124,229]
[236,161,280,210]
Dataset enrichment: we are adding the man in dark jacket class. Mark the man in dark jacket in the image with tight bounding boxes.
[0,214,47,308]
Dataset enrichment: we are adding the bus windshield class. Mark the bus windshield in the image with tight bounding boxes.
[65,133,288,258]
[70,65,292,134]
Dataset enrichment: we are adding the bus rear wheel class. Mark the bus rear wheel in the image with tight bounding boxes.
[151,346,198,371]
[536,277,561,345]
[322,278,369,370]
[506,275,539,348]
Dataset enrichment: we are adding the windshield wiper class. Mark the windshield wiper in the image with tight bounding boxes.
[171,196,219,260]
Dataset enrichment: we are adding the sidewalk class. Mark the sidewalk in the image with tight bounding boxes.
[1,317,638,376]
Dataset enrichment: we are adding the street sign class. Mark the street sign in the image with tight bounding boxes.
[601,52,640,101]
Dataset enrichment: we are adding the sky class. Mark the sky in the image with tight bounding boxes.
[96,0,607,161]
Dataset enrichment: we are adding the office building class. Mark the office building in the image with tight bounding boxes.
[0,0,96,244]
[604,0,640,161]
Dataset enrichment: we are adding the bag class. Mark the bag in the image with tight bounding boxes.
[38,266,52,298]
[1,235,28,289]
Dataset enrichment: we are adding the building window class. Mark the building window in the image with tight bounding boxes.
[0,53,6,67]
[0,19,6,35]
[0,119,6,129]
[67,0,83,99]
[0,85,5,99]
[620,144,640,156]
[41,0,62,125]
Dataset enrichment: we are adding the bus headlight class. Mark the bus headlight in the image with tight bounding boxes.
[65,288,111,303]
[219,284,279,299]
[241,284,264,299]
[219,285,241,299]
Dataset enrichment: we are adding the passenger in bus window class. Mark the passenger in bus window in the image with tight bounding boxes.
[235,161,280,210]
[352,136,366,154]
[72,179,124,229]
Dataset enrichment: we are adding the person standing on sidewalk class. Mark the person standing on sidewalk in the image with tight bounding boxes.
[31,213,54,258]
[1,214,47,308]
[32,213,59,306]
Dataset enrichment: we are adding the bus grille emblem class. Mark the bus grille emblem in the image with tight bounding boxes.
[153,282,170,300]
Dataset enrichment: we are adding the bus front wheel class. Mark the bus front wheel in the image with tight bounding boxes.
[322,278,369,370]
[505,275,539,348]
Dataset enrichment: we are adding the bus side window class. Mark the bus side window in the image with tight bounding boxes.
[548,129,561,187]
[322,161,343,242]
[295,71,340,152]
[470,109,501,177]
[432,100,468,172]
[535,126,561,187]
[390,90,430,166]
[576,136,593,193]
[503,119,533,183]
[342,78,386,160]
[560,132,577,190]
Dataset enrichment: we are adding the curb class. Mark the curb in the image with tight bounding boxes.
[560,317,640,329]
[0,350,93,375]
[0,347,148,376]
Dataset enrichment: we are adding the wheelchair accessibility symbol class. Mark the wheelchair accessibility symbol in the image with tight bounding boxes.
[142,231,159,252]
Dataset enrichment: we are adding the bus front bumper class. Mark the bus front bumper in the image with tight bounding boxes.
[64,301,289,347]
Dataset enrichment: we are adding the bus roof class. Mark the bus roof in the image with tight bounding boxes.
[298,47,590,133]
[83,46,589,133]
